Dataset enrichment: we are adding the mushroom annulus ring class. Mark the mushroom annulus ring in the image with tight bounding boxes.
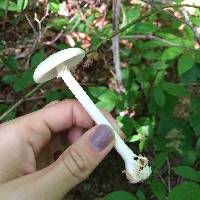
[33,48,152,183]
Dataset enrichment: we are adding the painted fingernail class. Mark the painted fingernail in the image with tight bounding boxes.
[90,125,114,152]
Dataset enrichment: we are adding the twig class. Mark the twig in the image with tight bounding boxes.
[167,157,171,192]
[25,14,38,38]
[24,38,38,69]
[141,0,200,46]
[161,3,200,10]
[0,84,44,122]
[24,2,49,68]
[87,10,158,55]
[158,174,169,192]
[141,0,187,24]
[121,35,199,51]
[34,0,49,42]
[181,9,200,46]
[0,96,44,103]
[3,0,9,30]
[112,0,123,90]
[44,30,64,46]
[25,14,40,69]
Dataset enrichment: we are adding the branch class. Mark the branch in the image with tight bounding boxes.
[25,14,38,38]
[0,84,43,121]
[121,34,199,51]
[141,0,200,46]
[162,3,200,10]
[181,9,200,46]
[141,0,186,24]
[87,10,158,55]
[44,30,64,46]
[0,96,44,103]
[3,0,9,30]
[34,0,49,42]
[112,0,123,90]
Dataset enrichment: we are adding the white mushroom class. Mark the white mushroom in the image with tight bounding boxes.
[33,48,152,183]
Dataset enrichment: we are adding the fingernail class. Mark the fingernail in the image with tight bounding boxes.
[90,125,114,152]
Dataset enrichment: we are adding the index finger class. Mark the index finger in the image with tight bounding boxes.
[0,100,94,154]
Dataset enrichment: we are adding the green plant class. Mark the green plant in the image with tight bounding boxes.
[1,0,200,199]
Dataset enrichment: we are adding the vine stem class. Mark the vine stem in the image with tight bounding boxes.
[141,0,200,32]
[86,10,158,55]
[162,3,200,10]
[0,84,43,121]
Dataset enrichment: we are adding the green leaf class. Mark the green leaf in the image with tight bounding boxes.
[191,98,200,113]
[102,191,137,200]
[182,150,197,166]
[197,137,200,151]
[31,48,45,68]
[139,140,146,152]
[0,40,5,50]
[96,100,116,112]
[118,116,136,138]
[17,0,28,12]
[129,135,140,142]
[178,53,195,76]
[97,89,118,112]
[154,152,167,172]
[48,18,68,29]
[2,74,18,83]
[191,16,200,26]
[0,104,9,114]
[0,0,28,12]
[49,2,59,12]
[150,179,167,200]
[3,55,18,71]
[136,190,146,200]
[121,5,141,28]
[98,90,118,103]
[180,64,200,85]
[13,68,34,92]
[87,87,107,99]
[153,86,165,107]
[143,51,161,61]
[168,182,200,200]
[2,69,34,92]
[161,47,183,61]
[189,113,200,136]
[44,90,74,102]
[1,110,16,121]
[0,0,18,11]
[56,43,69,50]
[133,22,157,34]
[161,82,188,97]
[173,166,200,182]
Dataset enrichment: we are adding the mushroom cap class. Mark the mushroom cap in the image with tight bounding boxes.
[33,48,85,83]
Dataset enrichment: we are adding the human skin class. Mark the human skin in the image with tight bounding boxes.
[0,100,124,200]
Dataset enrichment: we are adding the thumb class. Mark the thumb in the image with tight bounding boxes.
[0,125,114,200]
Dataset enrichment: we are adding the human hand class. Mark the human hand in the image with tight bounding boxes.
[0,100,123,200]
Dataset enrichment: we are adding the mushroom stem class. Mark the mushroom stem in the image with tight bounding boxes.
[57,67,151,183]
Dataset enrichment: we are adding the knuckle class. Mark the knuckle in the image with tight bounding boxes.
[61,146,90,180]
